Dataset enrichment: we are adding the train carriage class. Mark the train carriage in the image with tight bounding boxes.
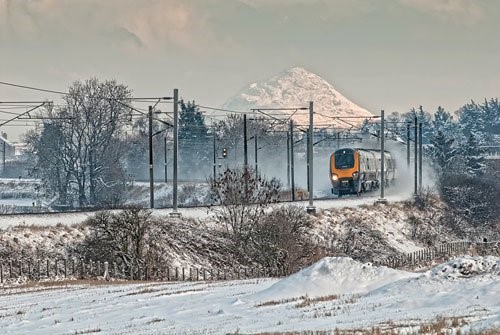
[330,148,396,196]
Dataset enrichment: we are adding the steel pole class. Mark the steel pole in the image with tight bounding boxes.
[243,114,248,170]
[419,122,423,190]
[148,106,154,209]
[406,123,410,168]
[286,131,290,188]
[254,133,258,176]
[290,119,295,202]
[307,101,315,213]
[164,136,167,183]
[414,116,418,195]
[380,110,385,200]
[172,88,179,214]
[213,134,216,179]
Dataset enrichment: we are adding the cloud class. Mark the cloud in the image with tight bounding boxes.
[0,0,213,50]
[397,0,484,24]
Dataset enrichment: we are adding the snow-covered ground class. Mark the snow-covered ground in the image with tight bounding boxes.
[0,192,411,230]
[1,256,498,334]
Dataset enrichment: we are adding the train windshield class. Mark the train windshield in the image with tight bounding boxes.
[334,149,354,169]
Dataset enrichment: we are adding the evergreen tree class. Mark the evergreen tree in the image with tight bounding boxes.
[402,106,432,143]
[458,100,488,143]
[480,98,500,136]
[432,106,456,136]
[461,134,487,177]
[427,130,457,175]
[178,100,210,178]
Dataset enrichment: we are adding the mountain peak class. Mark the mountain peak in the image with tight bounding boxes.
[223,67,373,128]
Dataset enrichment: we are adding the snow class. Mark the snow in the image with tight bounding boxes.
[250,257,419,301]
[223,67,373,128]
[1,256,498,334]
[0,192,413,230]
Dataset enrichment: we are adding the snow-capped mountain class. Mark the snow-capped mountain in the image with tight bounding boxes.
[223,67,373,128]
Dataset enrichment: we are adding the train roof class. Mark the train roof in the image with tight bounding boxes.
[334,147,392,154]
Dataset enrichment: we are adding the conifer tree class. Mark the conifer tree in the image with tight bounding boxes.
[427,130,457,175]
[461,134,487,177]
[178,100,210,178]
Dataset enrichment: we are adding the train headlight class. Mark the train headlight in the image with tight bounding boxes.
[352,172,359,180]
[331,174,338,182]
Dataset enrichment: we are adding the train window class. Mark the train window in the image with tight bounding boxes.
[334,151,354,169]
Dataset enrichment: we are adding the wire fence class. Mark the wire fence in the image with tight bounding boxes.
[1,241,498,285]
[373,241,499,269]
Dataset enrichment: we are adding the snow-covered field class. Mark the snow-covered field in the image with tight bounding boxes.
[1,256,498,334]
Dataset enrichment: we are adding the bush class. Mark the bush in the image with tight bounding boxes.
[440,174,498,227]
[245,205,318,273]
[77,207,153,268]
[209,167,281,237]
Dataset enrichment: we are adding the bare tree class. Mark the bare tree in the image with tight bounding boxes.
[209,167,281,237]
[27,78,132,207]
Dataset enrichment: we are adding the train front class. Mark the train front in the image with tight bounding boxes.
[330,148,359,195]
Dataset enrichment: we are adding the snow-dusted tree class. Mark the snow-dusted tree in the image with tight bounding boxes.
[209,167,281,237]
[432,106,456,136]
[385,111,404,140]
[25,122,71,205]
[402,106,432,142]
[479,98,500,137]
[461,134,487,177]
[458,101,491,144]
[427,130,457,175]
[27,78,132,207]
[179,100,210,178]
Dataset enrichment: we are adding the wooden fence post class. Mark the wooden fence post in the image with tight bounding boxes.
[1,264,3,283]
[104,262,110,280]
[182,268,185,281]
[46,259,49,278]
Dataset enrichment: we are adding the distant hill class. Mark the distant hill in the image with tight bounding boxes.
[223,67,373,128]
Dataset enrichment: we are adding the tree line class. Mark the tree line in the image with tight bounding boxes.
[24,78,287,209]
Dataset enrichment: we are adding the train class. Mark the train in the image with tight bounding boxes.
[330,148,396,196]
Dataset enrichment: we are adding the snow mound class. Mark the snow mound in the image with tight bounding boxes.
[425,256,499,279]
[250,257,417,301]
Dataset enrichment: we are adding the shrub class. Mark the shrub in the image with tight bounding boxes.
[77,207,153,268]
[440,174,498,227]
[209,167,281,237]
[246,205,318,273]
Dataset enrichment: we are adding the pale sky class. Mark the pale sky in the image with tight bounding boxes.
[1,0,499,140]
